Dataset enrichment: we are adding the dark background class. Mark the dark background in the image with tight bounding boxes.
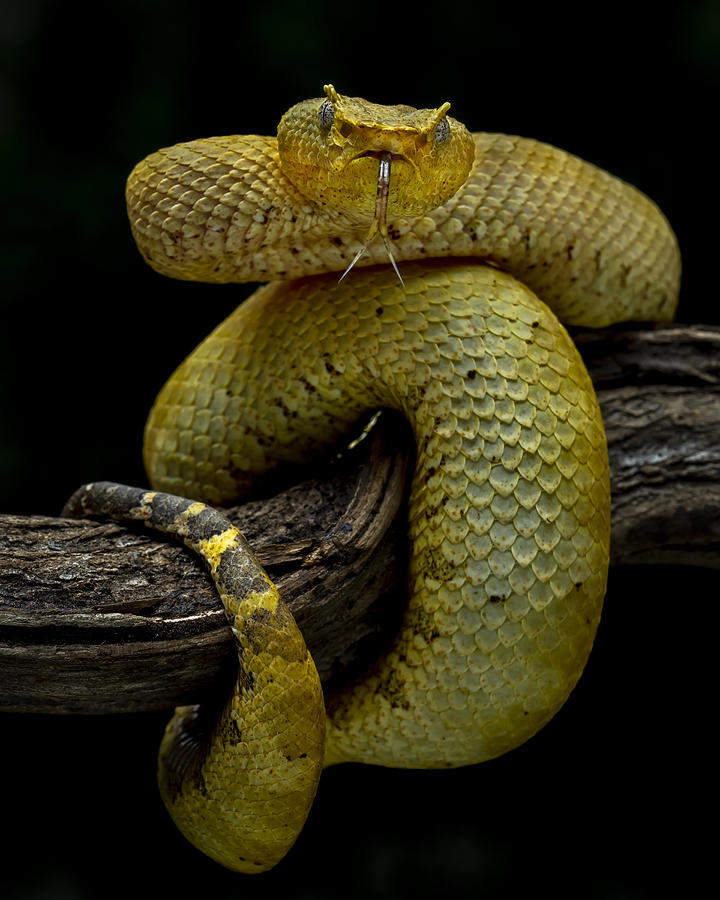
[1,1,717,897]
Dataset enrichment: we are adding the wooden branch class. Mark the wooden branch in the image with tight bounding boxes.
[1,423,411,714]
[1,324,718,715]
[576,324,720,567]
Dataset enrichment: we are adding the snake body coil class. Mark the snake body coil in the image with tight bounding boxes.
[80,86,680,871]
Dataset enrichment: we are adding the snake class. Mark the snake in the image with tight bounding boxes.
[66,85,680,873]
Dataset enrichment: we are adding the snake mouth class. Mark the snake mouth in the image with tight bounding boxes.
[352,149,415,171]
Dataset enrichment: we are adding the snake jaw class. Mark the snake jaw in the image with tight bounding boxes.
[339,150,404,286]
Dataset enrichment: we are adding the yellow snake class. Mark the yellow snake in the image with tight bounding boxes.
[74,86,680,873]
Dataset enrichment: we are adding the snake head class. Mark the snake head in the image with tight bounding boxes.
[277,84,476,226]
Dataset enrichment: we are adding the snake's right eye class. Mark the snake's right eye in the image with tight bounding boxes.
[318,99,335,129]
[434,117,451,145]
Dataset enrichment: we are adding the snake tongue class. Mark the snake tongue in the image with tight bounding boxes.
[339,151,404,286]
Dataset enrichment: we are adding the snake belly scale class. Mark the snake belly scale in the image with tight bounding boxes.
[72,85,679,872]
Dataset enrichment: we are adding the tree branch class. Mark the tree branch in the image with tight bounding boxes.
[1,324,718,714]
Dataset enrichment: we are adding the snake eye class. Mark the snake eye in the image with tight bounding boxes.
[434,117,450,144]
[318,99,335,130]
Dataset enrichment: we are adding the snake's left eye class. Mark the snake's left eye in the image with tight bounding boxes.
[318,99,335,129]
[434,117,450,144]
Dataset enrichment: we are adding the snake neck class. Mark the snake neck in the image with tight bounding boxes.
[127,132,679,327]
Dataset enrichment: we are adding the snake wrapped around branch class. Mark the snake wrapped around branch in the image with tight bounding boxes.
[65,84,680,873]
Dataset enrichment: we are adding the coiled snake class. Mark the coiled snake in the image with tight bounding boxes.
[65,85,680,873]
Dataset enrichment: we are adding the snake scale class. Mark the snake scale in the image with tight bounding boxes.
[66,86,680,872]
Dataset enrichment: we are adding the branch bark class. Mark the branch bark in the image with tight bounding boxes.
[1,324,718,714]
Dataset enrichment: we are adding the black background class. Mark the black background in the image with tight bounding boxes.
[1,1,717,897]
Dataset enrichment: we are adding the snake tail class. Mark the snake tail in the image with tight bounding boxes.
[63,482,325,873]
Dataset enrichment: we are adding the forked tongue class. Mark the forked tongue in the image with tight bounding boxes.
[339,151,404,286]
